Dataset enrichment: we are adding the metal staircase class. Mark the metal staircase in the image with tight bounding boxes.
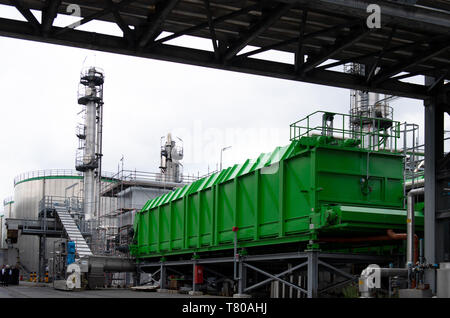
[56,209,93,258]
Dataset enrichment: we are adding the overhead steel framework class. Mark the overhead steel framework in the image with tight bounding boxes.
[0,0,449,100]
[1,0,450,296]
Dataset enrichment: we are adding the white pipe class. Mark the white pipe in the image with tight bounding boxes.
[407,187,424,265]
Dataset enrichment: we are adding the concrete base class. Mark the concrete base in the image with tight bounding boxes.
[167,289,180,294]
[156,288,169,293]
[399,289,433,298]
[188,291,204,296]
[233,293,251,298]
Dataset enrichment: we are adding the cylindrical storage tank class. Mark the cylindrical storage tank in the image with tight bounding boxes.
[12,169,116,273]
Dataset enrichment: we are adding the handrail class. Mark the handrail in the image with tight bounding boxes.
[99,169,214,194]
[289,110,402,152]
[14,169,117,186]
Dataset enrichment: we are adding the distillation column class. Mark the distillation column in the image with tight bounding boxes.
[76,67,105,221]
[345,63,394,149]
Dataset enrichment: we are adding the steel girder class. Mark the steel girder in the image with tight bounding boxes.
[0,1,449,99]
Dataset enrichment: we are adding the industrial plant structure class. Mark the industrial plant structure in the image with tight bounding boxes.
[0,58,438,297]
[0,0,448,298]
[1,66,199,289]
[0,62,438,297]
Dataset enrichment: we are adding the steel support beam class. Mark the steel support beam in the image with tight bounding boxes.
[307,251,319,298]
[0,17,430,99]
[138,0,180,48]
[366,26,397,83]
[159,263,167,289]
[244,260,308,293]
[278,0,450,32]
[318,277,356,294]
[41,0,61,36]
[10,0,41,32]
[111,7,135,45]
[427,73,448,93]
[238,19,361,61]
[150,4,260,48]
[237,260,246,294]
[299,26,369,74]
[224,3,292,61]
[373,42,450,84]
[55,0,137,36]
[294,10,307,73]
[203,0,219,60]
[244,263,307,295]
[317,260,355,281]
[192,263,197,292]
[424,75,444,293]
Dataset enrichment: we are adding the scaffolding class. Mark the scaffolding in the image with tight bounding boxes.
[91,168,208,287]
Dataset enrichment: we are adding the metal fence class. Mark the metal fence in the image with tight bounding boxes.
[13,169,117,186]
[289,110,402,152]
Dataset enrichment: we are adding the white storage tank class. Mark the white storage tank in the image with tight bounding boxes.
[12,169,116,273]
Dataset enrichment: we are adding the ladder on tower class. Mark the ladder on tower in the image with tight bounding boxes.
[56,209,93,258]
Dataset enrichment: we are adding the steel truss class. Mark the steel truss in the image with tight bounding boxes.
[0,1,449,99]
[137,250,391,298]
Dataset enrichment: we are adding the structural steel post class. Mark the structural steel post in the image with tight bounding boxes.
[160,263,166,289]
[192,263,196,292]
[238,260,246,295]
[307,250,319,298]
[424,76,444,293]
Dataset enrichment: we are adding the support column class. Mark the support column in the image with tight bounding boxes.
[307,251,319,298]
[38,235,46,283]
[238,260,246,293]
[424,76,445,293]
[233,260,251,298]
[192,263,196,293]
[158,263,167,291]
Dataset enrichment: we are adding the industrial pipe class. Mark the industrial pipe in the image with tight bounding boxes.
[319,229,419,263]
[406,188,424,266]
[88,255,136,272]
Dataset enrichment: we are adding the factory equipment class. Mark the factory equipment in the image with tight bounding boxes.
[345,63,395,150]
[159,133,184,183]
[76,66,105,222]
[357,187,438,298]
[131,111,422,262]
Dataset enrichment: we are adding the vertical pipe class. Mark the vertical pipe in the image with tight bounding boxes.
[96,98,104,221]
[407,188,424,266]
[407,193,415,266]
[233,230,238,280]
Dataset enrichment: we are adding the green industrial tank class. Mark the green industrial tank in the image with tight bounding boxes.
[131,111,424,259]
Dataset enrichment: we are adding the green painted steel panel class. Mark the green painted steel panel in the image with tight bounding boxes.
[131,135,421,259]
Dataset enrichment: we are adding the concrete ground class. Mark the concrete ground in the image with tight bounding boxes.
[0,281,224,298]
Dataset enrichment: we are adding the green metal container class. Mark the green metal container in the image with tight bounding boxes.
[131,112,424,259]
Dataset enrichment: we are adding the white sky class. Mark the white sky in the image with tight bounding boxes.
[1,4,445,215]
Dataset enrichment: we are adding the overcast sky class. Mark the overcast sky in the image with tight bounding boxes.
[1,4,444,215]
